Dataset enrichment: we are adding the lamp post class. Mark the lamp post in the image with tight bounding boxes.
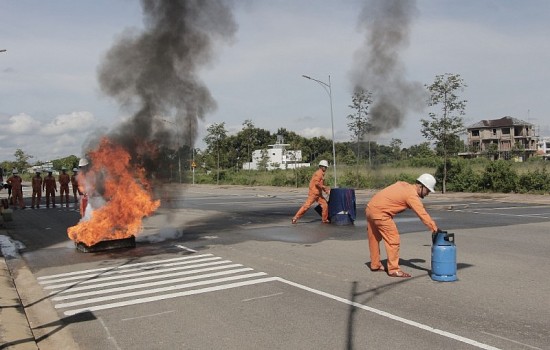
[161,118,182,184]
[302,74,337,187]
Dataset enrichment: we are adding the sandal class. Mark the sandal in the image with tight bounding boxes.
[369,265,385,272]
[388,271,412,278]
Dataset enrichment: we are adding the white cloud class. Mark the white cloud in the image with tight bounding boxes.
[41,111,96,136]
[6,113,42,134]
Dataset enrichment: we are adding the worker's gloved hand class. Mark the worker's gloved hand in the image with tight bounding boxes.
[324,186,330,194]
[432,228,444,243]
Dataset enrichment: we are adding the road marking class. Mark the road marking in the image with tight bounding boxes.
[52,267,255,300]
[121,310,175,322]
[275,278,501,350]
[480,331,543,350]
[43,259,230,289]
[453,209,550,219]
[242,292,284,302]
[37,254,216,281]
[176,245,197,253]
[62,277,278,316]
[50,263,245,294]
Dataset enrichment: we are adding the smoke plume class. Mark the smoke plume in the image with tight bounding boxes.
[350,0,425,135]
[94,0,237,172]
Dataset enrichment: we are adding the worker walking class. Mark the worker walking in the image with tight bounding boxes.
[365,174,439,278]
[292,160,331,224]
[31,169,43,209]
[7,169,25,209]
[71,168,80,204]
[43,169,57,208]
[58,167,70,208]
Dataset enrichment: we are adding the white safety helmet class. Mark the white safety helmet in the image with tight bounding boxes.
[78,158,89,167]
[61,166,67,171]
[416,173,436,193]
[12,169,18,174]
[73,168,78,172]
[318,160,329,168]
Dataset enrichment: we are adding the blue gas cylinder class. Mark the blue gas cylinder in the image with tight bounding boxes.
[431,231,457,282]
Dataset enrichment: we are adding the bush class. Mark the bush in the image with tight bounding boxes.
[339,170,372,189]
[480,160,518,193]
[517,168,550,193]
[435,158,482,192]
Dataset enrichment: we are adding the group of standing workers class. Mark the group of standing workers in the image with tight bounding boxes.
[292,160,439,279]
[5,167,81,210]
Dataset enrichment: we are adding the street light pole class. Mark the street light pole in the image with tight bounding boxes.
[302,74,337,187]
[161,118,182,184]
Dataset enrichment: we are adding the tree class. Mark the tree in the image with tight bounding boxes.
[13,149,33,173]
[389,138,403,161]
[421,73,467,193]
[203,122,227,185]
[347,89,373,176]
[241,119,256,170]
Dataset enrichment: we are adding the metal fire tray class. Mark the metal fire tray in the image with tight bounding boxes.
[75,236,136,253]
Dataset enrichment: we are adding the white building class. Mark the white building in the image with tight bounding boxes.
[242,135,311,170]
[537,136,550,159]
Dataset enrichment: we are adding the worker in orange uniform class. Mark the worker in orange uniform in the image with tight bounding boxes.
[366,174,439,278]
[31,169,43,209]
[58,167,70,208]
[7,169,25,209]
[71,168,80,204]
[292,160,331,224]
[43,169,57,208]
[77,157,91,217]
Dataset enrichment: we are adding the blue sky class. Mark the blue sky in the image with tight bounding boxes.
[1,0,549,162]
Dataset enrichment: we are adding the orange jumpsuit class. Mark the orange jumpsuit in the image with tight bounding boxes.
[43,174,57,207]
[7,175,24,209]
[31,174,43,208]
[366,181,438,275]
[71,172,80,203]
[293,168,330,223]
[58,171,70,207]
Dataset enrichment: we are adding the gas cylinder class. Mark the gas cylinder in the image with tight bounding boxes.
[431,231,457,282]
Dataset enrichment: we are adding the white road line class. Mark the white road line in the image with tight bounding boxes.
[121,310,175,322]
[55,272,268,308]
[275,278,501,350]
[52,268,255,301]
[480,331,543,350]
[51,263,244,294]
[62,277,278,316]
[39,256,223,285]
[44,260,232,289]
[176,245,197,253]
[453,210,550,219]
[241,292,284,302]
[37,254,215,281]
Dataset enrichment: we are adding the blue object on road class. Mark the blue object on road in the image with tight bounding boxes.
[328,188,356,225]
[431,231,457,282]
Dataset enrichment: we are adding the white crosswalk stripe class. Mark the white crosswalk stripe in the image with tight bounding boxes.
[38,253,275,316]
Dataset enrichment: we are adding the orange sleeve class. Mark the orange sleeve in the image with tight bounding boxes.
[405,192,438,232]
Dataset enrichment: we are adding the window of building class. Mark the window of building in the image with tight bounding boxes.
[502,128,510,134]
[492,128,497,136]
[471,130,479,137]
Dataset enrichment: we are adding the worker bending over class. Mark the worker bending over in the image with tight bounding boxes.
[366,173,439,278]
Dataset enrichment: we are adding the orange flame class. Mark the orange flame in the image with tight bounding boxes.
[67,137,160,246]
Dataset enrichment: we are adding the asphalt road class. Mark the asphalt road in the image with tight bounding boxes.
[3,184,549,350]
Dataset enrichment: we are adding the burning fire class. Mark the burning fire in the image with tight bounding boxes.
[67,137,160,246]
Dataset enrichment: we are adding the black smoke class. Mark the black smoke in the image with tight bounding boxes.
[350,0,425,135]
[93,0,237,173]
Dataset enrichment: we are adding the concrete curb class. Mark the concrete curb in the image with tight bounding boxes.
[0,253,38,350]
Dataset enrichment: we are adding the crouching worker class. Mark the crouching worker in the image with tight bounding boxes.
[365,173,439,278]
[292,160,331,224]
